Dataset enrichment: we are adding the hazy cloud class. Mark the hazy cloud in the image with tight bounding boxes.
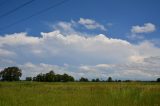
[78,18,106,31]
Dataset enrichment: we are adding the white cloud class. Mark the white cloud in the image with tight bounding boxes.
[129,55,145,63]
[0,48,15,57]
[131,23,156,34]
[78,18,106,31]
[52,21,75,33]
[19,62,66,78]
[0,21,160,80]
[0,32,39,47]
[129,23,156,39]
[52,18,107,33]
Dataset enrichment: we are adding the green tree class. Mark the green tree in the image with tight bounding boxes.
[26,77,32,81]
[33,71,75,82]
[54,74,63,82]
[118,80,121,82]
[157,78,160,82]
[68,75,74,82]
[61,73,74,82]
[107,77,113,82]
[92,79,96,82]
[79,77,88,82]
[45,70,55,82]
[95,78,100,82]
[36,73,46,82]
[0,67,22,81]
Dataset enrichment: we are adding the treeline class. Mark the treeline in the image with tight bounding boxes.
[26,71,74,82]
[0,66,160,82]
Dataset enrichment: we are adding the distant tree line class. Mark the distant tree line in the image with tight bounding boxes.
[0,66,160,82]
[29,70,75,82]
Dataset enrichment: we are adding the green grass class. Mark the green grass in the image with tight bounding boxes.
[0,82,160,106]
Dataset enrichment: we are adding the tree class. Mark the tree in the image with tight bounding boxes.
[95,78,100,82]
[54,74,62,82]
[91,79,96,82]
[107,77,113,82]
[68,75,74,82]
[79,77,88,82]
[0,67,22,81]
[33,71,75,82]
[125,80,131,82]
[118,80,121,82]
[26,77,32,81]
[35,73,46,82]
[45,71,55,82]
[157,78,160,82]
[61,73,74,82]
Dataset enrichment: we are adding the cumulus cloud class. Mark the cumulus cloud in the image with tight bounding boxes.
[129,23,156,39]
[51,18,107,34]
[78,18,106,31]
[0,32,39,46]
[131,23,156,34]
[52,21,75,33]
[0,21,160,80]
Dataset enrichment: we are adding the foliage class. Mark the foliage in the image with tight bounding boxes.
[95,78,100,82]
[32,71,74,82]
[107,77,113,82]
[79,77,89,82]
[91,79,96,82]
[157,78,160,82]
[0,67,22,81]
[45,71,55,82]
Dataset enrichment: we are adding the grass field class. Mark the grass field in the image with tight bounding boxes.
[0,82,160,106]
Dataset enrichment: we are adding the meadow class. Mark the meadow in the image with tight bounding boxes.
[0,82,160,106]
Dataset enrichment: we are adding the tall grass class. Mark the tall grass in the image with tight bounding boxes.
[0,82,159,106]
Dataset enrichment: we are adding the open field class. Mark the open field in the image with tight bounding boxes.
[0,82,160,106]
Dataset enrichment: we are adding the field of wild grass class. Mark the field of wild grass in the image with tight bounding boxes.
[0,82,160,106]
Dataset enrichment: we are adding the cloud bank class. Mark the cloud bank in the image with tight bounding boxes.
[0,20,160,80]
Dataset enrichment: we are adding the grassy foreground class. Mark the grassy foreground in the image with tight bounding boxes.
[0,82,160,106]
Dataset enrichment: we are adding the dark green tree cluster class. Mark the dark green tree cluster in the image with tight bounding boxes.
[0,67,22,81]
[107,77,113,82]
[30,71,74,82]
[79,77,89,82]
[91,77,113,82]
[91,78,100,82]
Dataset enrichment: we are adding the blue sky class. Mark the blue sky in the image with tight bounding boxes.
[0,0,160,40]
[0,0,160,80]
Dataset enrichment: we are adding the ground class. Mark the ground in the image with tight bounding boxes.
[0,82,160,106]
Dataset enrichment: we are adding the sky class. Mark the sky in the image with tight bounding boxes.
[0,0,160,80]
